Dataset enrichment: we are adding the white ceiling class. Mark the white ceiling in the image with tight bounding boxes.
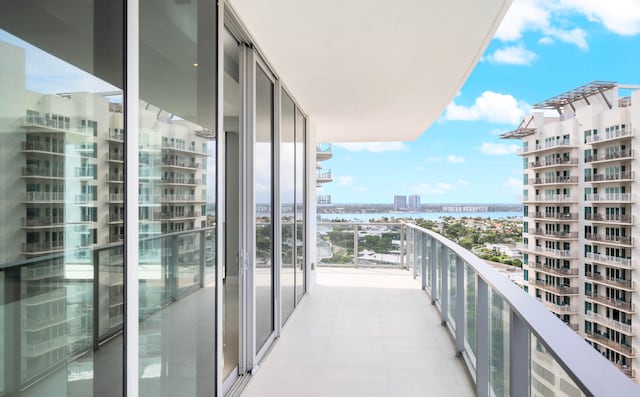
[229,0,511,142]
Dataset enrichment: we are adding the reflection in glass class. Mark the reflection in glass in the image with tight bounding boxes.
[0,2,123,395]
[222,28,241,380]
[531,334,586,397]
[489,290,510,397]
[255,65,274,351]
[139,0,217,395]
[294,108,306,304]
[281,92,296,324]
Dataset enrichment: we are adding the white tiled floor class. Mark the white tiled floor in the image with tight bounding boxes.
[240,267,475,397]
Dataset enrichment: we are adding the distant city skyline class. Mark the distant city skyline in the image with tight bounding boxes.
[317,0,640,204]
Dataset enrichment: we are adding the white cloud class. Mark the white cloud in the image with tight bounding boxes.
[448,155,465,163]
[458,179,469,186]
[337,176,354,186]
[479,142,520,155]
[334,142,407,153]
[493,0,591,50]
[443,91,531,125]
[436,182,454,190]
[538,36,554,44]
[484,45,537,65]
[561,0,640,36]
[412,182,455,196]
[495,0,550,41]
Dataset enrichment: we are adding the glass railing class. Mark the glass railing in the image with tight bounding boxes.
[317,222,404,267]
[402,222,640,397]
[0,226,215,395]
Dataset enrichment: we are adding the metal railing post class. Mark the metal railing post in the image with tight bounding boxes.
[430,237,437,304]
[199,230,206,287]
[511,311,530,397]
[421,232,427,289]
[400,224,405,269]
[455,255,465,354]
[476,278,489,397]
[353,223,359,267]
[93,248,101,351]
[440,243,448,324]
[170,235,179,301]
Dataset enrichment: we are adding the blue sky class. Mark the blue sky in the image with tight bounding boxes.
[320,0,640,204]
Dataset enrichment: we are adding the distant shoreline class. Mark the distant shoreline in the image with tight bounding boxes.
[318,211,522,222]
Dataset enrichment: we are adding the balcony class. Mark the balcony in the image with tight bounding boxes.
[160,177,200,185]
[22,241,65,254]
[242,268,475,397]
[21,216,65,228]
[531,212,578,221]
[524,195,577,203]
[317,194,332,205]
[21,167,64,179]
[585,150,634,164]
[586,125,633,144]
[585,172,634,183]
[21,141,64,155]
[529,246,577,259]
[585,291,634,313]
[520,139,575,154]
[161,141,207,155]
[586,272,635,291]
[585,213,633,225]
[161,159,201,169]
[529,262,578,277]
[585,331,635,357]
[586,234,635,247]
[22,192,64,203]
[585,311,634,336]
[529,176,578,185]
[316,169,332,184]
[585,252,633,269]
[528,279,579,295]
[529,157,578,169]
[585,193,632,203]
[536,299,579,315]
[316,143,333,161]
[108,152,125,162]
[528,229,578,240]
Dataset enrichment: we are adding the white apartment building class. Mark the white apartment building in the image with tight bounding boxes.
[503,81,640,380]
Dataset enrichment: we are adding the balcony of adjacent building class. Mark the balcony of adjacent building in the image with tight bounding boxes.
[22,191,65,203]
[585,233,634,247]
[528,278,579,296]
[585,212,634,225]
[524,245,578,259]
[528,157,578,169]
[585,124,634,145]
[585,330,635,358]
[585,149,634,164]
[316,143,333,161]
[21,140,65,156]
[585,172,634,184]
[529,176,578,186]
[21,216,65,229]
[530,211,579,222]
[585,252,633,270]
[586,271,636,292]
[519,139,577,155]
[585,311,635,337]
[161,159,202,170]
[529,262,578,278]
[21,166,64,179]
[585,290,635,313]
[317,194,331,205]
[316,168,332,185]
[527,228,578,240]
[585,193,633,203]
[523,194,577,203]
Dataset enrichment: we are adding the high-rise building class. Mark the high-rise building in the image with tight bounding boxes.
[503,81,640,380]
[408,194,421,211]
[393,195,407,211]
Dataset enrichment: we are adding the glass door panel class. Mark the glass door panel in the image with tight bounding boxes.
[280,91,296,325]
[254,64,274,352]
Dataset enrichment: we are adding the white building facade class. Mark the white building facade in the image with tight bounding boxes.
[504,81,640,380]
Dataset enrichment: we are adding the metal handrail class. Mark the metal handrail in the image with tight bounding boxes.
[404,222,639,396]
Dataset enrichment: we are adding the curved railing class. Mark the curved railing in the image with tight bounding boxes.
[403,222,640,397]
